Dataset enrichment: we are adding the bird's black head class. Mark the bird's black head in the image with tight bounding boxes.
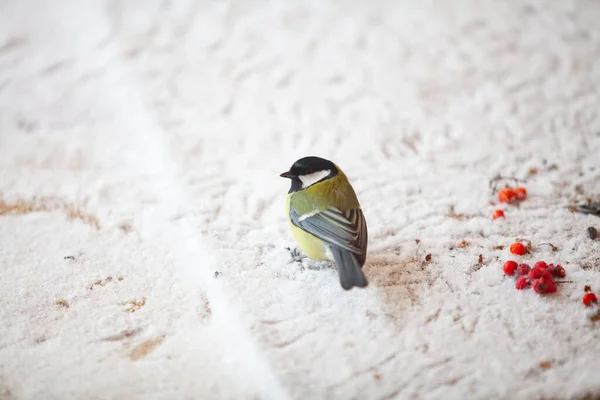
[280,156,338,193]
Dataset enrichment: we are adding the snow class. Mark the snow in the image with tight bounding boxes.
[1,0,600,399]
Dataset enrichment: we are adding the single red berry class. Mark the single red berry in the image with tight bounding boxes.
[540,269,553,281]
[548,264,566,278]
[582,293,598,306]
[517,263,531,276]
[532,279,546,294]
[498,188,516,203]
[533,261,548,270]
[510,242,527,255]
[544,278,557,294]
[515,277,530,290]
[528,267,545,280]
[541,270,553,281]
[503,260,518,276]
[492,209,505,220]
[514,187,527,201]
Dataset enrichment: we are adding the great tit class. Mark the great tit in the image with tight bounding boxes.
[280,156,368,290]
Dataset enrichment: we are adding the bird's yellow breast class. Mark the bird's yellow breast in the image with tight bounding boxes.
[286,194,330,260]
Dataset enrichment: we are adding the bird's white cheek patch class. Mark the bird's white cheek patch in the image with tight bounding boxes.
[299,169,330,189]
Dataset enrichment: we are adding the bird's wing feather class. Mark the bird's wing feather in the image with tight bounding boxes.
[290,207,367,259]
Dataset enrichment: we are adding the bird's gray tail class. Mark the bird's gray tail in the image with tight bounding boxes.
[329,246,368,290]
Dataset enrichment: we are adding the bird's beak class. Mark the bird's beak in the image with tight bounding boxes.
[280,170,295,179]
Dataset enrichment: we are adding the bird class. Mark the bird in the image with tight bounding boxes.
[280,156,368,290]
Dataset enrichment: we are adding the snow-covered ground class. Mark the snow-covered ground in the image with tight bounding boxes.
[1,1,600,399]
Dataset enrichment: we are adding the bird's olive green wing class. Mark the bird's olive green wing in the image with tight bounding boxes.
[290,207,368,264]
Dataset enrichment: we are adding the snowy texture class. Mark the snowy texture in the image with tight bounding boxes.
[1,0,600,399]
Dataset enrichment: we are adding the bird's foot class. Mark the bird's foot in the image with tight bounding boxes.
[306,261,335,271]
[285,247,306,263]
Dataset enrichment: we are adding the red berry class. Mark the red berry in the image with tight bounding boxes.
[517,263,531,276]
[583,293,598,306]
[503,260,518,276]
[498,188,516,203]
[528,266,552,280]
[533,275,557,294]
[492,209,505,220]
[533,261,547,270]
[510,242,527,255]
[548,264,566,278]
[514,187,527,201]
[542,270,553,281]
[544,279,557,293]
[533,279,546,294]
[540,269,553,281]
[516,277,530,290]
[527,267,545,280]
